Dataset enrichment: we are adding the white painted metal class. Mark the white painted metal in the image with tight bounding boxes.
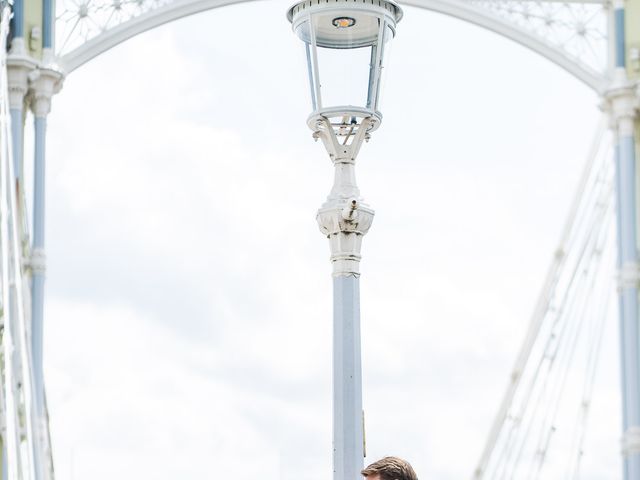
[58,0,607,93]
[0,11,24,478]
[307,10,323,112]
[368,19,386,112]
[316,117,375,277]
[3,60,38,480]
[29,64,62,480]
[604,72,640,480]
[58,0,258,72]
[6,56,33,182]
[314,114,374,480]
[287,0,402,43]
[402,0,606,90]
[332,275,364,480]
[308,108,382,134]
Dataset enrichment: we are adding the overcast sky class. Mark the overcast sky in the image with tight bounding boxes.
[28,1,622,478]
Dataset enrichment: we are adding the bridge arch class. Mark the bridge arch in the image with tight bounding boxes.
[58,0,607,91]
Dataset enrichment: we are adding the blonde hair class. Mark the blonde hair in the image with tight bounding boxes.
[361,456,418,480]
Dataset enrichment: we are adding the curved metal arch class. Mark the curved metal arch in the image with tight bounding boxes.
[403,0,607,91]
[58,0,607,91]
[59,0,258,73]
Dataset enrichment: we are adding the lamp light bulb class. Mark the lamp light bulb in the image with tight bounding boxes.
[332,17,356,28]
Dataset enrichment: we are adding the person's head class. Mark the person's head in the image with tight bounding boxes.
[361,456,418,480]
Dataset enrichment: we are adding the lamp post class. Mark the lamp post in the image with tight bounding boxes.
[287,2,402,479]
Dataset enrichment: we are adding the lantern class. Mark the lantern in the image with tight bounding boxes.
[288,0,403,135]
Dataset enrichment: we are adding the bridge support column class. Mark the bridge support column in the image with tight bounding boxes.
[42,0,53,64]
[607,81,640,480]
[29,66,61,480]
[616,119,640,480]
[7,57,35,183]
[608,0,640,475]
[9,0,24,54]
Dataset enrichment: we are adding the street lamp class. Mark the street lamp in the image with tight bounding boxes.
[287,1,402,479]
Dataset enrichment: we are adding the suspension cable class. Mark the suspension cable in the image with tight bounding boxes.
[473,118,614,480]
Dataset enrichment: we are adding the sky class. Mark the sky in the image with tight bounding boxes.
[23,0,622,478]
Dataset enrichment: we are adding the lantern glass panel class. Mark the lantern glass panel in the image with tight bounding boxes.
[314,39,373,109]
[369,23,395,111]
[295,12,395,114]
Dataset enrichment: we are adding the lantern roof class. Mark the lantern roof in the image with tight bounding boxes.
[287,0,403,49]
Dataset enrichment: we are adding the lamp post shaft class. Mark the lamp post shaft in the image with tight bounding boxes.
[333,275,364,480]
[317,129,374,479]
